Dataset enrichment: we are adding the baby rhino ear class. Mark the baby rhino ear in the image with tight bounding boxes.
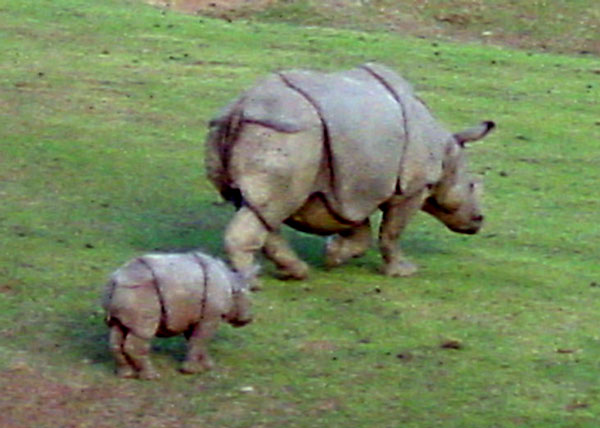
[236,265,261,290]
[454,121,495,146]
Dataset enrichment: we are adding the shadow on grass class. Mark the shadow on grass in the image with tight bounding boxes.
[124,201,232,256]
[281,222,448,272]
[61,308,249,377]
[118,195,447,273]
[60,309,195,375]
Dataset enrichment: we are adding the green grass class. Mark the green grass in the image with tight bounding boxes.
[1,0,599,426]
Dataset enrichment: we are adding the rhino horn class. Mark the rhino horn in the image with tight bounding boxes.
[232,264,261,291]
[454,121,495,147]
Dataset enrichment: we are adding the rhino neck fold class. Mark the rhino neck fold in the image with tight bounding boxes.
[189,253,210,323]
[359,64,410,144]
[359,63,411,195]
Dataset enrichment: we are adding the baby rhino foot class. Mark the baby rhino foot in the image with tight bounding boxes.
[138,368,161,381]
[382,260,418,277]
[181,358,213,374]
[249,277,263,292]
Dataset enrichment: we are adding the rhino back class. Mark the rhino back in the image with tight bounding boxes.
[241,74,319,133]
[279,67,405,222]
[209,74,320,135]
[141,254,206,333]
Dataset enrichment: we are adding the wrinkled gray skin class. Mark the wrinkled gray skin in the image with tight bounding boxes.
[103,252,253,380]
[205,63,495,281]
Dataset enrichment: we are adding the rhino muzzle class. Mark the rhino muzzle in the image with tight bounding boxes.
[448,215,484,235]
[227,317,253,328]
[454,226,481,235]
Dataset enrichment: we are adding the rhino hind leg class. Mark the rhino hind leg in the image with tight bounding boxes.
[225,206,270,288]
[108,323,137,379]
[325,220,372,268]
[224,125,322,282]
[378,194,424,277]
[262,231,309,280]
[122,332,160,380]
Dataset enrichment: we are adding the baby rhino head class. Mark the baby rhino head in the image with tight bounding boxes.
[222,266,258,327]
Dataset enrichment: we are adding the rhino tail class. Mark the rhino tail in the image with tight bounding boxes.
[454,121,496,146]
[208,98,246,151]
[206,99,248,206]
[101,278,117,312]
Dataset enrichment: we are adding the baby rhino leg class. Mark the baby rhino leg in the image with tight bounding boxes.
[181,320,220,374]
[108,324,136,379]
[122,333,159,380]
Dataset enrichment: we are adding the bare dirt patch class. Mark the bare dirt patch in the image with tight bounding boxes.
[146,0,276,14]
[0,364,194,428]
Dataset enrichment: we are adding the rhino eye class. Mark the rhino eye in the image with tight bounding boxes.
[469,182,475,191]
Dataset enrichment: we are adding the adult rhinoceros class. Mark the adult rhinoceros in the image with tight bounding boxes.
[205,63,494,281]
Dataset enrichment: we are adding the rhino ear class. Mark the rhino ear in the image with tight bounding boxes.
[235,264,261,291]
[454,121,495,147]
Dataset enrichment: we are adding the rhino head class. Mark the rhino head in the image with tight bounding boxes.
[222,265,258,327]
[422,121,495,235]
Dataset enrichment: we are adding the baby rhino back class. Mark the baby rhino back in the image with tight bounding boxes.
[105,252,234,339]
[141,253,207,335]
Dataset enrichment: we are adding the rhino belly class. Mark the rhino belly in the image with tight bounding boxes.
[285,193,366,235]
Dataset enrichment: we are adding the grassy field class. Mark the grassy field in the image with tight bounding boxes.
[210,0,600,56]
[1,0,599,426]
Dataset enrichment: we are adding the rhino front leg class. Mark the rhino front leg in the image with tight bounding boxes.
[325,220,372,268]
[378,194,424,277]
[181,320,220,374]
[108,324,136,379]
[225,206,269,288]
[262,231,309,280]
[122,333,160,380]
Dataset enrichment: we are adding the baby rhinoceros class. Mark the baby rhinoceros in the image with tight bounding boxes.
[103,251,253,380]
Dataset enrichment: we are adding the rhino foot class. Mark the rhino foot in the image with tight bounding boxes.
[325,247,357,268]
[181,358,213,374]
[115,366,137,379]
[382,260,418,277]
[138,368,161,381]
[275,261,309,281]
[324,253,344,269]
[249,280,263,292]
[324,227,371,269]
